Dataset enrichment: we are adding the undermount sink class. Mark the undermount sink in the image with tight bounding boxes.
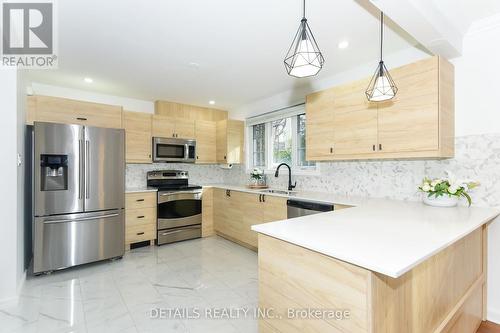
[259,189,297,195]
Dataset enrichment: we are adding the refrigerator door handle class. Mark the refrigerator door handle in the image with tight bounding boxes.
[85,140,90,199]
[43,213,120,224]
[78,139,84,199]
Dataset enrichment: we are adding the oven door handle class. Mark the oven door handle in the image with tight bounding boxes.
[158,191,202,203]
[160,226,200,236]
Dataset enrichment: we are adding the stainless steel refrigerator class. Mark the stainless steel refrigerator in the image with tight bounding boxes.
[33,122,125,274]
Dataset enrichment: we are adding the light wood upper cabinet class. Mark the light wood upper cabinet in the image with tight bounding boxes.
[155,100,228,121]
[174,118,195,139]
[305,89,335,160]
[305,56,454,161]
[377,57,445,154]
[332,78,378,156]
[152,115,195,139]
[216,119,244,164]
[30,95,123,128]
[195,120,217,163]
[123,111,152,164]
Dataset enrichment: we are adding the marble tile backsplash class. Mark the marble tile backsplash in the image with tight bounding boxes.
[127,133,500,207]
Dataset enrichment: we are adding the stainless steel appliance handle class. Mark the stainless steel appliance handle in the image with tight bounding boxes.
[85,140,90,199]
[159,190,202,196]
[160,226,200,236]
[78,139,83,199]
[43,213,119,224]
[184,144,189,161]
[158,191,202,204]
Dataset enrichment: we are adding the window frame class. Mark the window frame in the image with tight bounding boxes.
[246,105,320,176]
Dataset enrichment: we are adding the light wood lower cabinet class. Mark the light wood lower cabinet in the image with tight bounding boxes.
[125,192,157,249]
[213,189,287,250]
[258,226,486,333]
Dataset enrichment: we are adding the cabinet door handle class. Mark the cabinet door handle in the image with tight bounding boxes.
[372,145,376,151]
[224,155,227,160]
[196,156,199,159]
[136,199,145,202]
[379,144,382,151]
[137,216,145,219]
[137,232,145,235]
[76,117,87,121]
[330,147,333,154]
[262,195,265,202]
[259,194,262,202]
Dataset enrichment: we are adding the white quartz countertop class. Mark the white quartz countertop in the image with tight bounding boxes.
[203,184,368,206]
[125,187,158,193]
[251,198,499,278]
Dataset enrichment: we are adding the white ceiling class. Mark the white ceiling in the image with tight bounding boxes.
[431,0,500,34]
[26,0,420,109]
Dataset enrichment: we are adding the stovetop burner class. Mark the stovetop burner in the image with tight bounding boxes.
[146,170,201,192]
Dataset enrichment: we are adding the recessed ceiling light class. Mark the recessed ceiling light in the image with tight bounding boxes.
[338,40,349,49]
[83,77,93,83]
[209,100,215,105]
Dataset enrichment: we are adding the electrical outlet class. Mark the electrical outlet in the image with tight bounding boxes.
[17,153,22,166]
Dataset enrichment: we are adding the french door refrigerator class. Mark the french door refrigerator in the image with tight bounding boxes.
[33,122,125,274]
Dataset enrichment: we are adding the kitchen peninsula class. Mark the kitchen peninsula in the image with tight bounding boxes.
[252,199,500,333]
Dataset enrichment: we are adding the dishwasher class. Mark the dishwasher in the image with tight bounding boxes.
[287,199,334,218]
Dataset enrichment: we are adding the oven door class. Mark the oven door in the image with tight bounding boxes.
[157,190,202,229]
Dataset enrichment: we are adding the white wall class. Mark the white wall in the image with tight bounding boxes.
[451,17,500,322]
[0,69,20,301]
[17,71,28,290]
[30,83,154,113]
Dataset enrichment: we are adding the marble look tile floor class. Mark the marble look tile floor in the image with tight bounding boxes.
[0,236,258,333]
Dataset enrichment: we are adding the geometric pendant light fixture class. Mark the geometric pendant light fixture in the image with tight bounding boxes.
[365,12,398,101]
[284,0,325,78]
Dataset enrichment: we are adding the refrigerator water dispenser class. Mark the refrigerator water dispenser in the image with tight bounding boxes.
[40,154,68,191]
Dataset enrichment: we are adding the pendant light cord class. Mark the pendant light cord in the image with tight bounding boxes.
[380,12,384,62]
[303,0,306,19]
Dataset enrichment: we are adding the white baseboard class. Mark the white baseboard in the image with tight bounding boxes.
[16,270,26,296]
[0,270,27,305]
[488,307,500,324]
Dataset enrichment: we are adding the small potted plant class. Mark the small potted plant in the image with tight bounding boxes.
[249,168,266,188]
[418,171,479,207]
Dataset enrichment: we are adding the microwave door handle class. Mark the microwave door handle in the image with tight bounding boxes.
[185,144,189,161]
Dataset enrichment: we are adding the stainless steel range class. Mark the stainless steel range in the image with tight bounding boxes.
[147,170,202,245]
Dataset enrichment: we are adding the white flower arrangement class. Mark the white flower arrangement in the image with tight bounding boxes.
[418,171,479,206]
[250,168,264,180]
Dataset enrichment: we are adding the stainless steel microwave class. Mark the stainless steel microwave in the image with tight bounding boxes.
[153,137,196,163]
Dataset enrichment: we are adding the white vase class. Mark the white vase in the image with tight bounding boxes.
[423,194,459,207]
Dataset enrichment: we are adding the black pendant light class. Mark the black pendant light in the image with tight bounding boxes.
[284,0,324,78]
[365,12,398,102]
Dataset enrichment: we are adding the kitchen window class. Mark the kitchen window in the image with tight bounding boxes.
[247,105,317,174]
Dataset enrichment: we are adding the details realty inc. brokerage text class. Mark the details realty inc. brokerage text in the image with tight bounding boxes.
[151,307,351,320]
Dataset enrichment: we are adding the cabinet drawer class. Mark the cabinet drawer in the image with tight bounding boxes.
[126,208,156,227]
[126,224,155,243]
[125,192,156,209]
